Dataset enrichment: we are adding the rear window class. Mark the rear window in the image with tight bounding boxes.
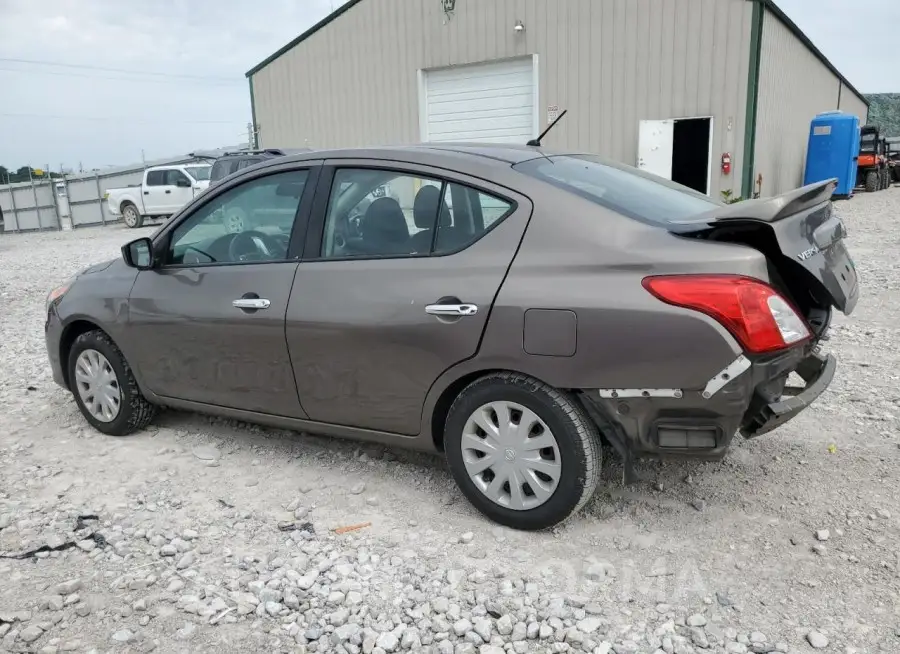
[210,159,240,182]
[514,154,719,226]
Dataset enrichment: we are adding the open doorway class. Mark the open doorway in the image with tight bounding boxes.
[672,118,712,195]
[638,117,713,196]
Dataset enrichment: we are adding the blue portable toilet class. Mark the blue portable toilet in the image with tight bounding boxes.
[804,111,860,198]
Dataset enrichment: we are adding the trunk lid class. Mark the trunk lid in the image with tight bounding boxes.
[670,179,859,315]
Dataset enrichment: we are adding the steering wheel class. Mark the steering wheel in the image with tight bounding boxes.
[227,230,284,262]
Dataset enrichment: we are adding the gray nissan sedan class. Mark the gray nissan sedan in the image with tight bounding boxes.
[44,144,858,530]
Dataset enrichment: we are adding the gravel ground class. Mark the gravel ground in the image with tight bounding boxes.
[1,188,899,654]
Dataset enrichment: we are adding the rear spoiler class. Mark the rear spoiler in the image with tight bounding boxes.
[670,179,838,229]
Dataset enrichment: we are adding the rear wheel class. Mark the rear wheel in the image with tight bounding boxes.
[883,167,892,189]
[68,330,157,436]
[444,372,601,530]
[865,170,879,192]
[122,203,143,228]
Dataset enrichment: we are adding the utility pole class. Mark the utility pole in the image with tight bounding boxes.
[247,122,260,149]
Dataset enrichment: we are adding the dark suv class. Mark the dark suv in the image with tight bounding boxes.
[206,148,313,187]
[208,149,289,186]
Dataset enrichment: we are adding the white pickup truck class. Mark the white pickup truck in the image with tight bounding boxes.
[105,163,211,228]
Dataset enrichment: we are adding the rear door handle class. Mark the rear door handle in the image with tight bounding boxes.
[425,303,478,316]
[165,190,171,194]
[233,298,271,310]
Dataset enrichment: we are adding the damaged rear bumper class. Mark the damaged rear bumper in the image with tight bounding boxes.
[739,352,835,438]
[576,349,836,468]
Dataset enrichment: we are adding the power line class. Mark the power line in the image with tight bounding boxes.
[0,57,238,82]
[0,112,246,125]
[0,66,240,86]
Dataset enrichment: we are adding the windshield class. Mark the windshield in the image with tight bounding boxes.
[185,165,211,181]
[514,154,719,226]
[860,133,877,152]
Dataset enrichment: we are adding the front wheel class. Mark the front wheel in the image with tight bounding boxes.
[865,171,879,192]
[67,330,157,436]
[444,372,602,530]
[122,203,143,228]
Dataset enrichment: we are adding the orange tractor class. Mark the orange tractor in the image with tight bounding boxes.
[856,125,891,192]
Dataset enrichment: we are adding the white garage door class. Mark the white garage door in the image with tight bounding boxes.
[421,57,536,144]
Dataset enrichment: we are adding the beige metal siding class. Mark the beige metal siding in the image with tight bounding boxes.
[251,0,752,195]
[754,8,846,197]
[838,84,869,124]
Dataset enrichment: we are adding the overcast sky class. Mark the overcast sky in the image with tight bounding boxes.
[1,0,897,172]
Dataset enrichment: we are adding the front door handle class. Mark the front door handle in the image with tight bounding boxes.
[233,298,271,310]
[425,303,478,317]
[165,190,172,194]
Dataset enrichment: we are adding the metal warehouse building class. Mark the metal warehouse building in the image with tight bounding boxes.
[246,0,868,200]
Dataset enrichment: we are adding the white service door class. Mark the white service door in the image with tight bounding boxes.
[638,120,675,180]
[422,58,536,144]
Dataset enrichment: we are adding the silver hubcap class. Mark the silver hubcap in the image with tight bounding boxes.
[124,207,136,226]
[74,349,121,422]
[461,401,562,511]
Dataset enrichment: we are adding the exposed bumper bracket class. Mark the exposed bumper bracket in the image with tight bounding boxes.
[702,355,752,399]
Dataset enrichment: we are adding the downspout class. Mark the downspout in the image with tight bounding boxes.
[742,0,764,198]
[248,76,258,149]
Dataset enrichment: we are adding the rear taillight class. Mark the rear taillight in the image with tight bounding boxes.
[642,275,811,354]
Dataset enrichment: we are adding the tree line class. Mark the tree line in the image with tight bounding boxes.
[866,94,900,137]
[1,166,63,184]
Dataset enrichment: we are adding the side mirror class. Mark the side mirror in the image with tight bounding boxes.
[122,237,155,270]
[175,178,191,188]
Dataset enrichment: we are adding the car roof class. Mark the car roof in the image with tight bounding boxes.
[146,163,203,171]
[277,142,585,167]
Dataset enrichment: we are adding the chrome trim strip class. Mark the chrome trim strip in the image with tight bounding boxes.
[597,389,683,399]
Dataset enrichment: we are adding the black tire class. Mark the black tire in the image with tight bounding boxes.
[884,168,892,189]
[865,171,879,192]
[444,372,602,531]
[67,330,157,436]
[122,203,144,228]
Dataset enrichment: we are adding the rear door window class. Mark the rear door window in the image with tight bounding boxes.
[238,157,263,170]
[433,183,513,255]
[514,154,719,226]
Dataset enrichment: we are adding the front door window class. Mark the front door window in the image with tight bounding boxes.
[168,170,309,265]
